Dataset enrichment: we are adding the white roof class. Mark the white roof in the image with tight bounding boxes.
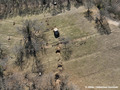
[54,28,58,31]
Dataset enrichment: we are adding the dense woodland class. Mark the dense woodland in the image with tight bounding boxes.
[0,0,120,90]
[0,0,120,19]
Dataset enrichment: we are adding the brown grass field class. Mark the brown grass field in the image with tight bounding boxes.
[0,6,120,90]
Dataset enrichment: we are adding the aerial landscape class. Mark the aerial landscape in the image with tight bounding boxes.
[0,0,120,90]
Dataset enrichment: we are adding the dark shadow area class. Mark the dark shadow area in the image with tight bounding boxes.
[59,37,73,61]
[84,8,94,22]
[95,16,111,35]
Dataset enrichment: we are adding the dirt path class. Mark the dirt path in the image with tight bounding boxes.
[106,18,120,26]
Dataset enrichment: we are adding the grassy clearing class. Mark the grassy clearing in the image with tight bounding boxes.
[71,37,98,59]
[0,7,97,70]
[0,7,98,88]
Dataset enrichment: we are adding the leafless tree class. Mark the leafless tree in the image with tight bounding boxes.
[17,20,47,58]
[14,41,24,70]
[95,16,111,35]
[31,73,79,90]
[15,19,47,74]
[0,43,7,59]
[1,0,105,18]
[94,0,120,20]
[74,0,83,8]
[83,0,94,21]
[59,37,72,61]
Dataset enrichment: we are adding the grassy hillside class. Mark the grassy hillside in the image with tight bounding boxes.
[0,6,120,90]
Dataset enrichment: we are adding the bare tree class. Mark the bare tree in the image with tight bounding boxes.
[0,0,102,18]
[59,37,72,61]
[32,57,44,75]
[0,65,6,90]
[95,16,111,35]
[94,0,120,20]
[15,19,47,74]
[83,0,94,21]
[17,20,47,58]
[74,0,83,8]
[66,0,71,11]
[14,40,24,70]
[0,43,7,59]
[32,73,79,90]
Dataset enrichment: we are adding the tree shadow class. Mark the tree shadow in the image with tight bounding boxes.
[95,16,111,35]
[84,8,94,22]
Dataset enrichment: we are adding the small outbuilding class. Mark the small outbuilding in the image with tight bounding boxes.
[53,28,60,38]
